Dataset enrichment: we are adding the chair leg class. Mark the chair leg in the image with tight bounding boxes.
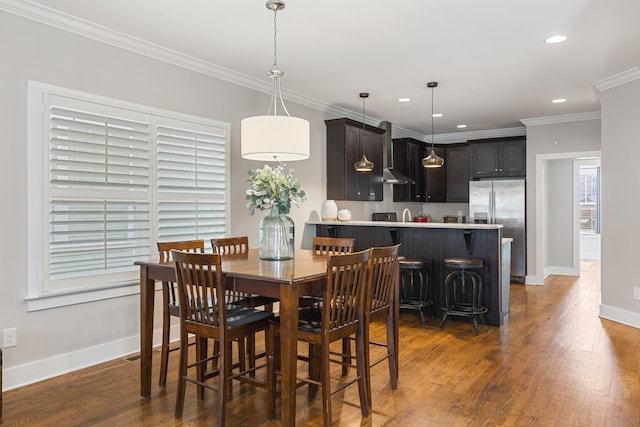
[266,325,279,419]
[308,343,320,399]
[218,339,231,427]
[159,296,171,387]
[196,337,207,400]
[386,311,398,391]
[174,329,189,418]
[355,324,371,417]
[247,334,256,377]
[320,340,332,427]
[341,337,351,377]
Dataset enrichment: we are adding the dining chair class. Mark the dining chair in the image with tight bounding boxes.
[156,239,205,387]
[211,236,278,373]
[266,249,371,427]
[311,236,355,255]
[172,250,273,426]
[342,244,401,407]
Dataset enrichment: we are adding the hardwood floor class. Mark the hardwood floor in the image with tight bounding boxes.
[2,261,639,426]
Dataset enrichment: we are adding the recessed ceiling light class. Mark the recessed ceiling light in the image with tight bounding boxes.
[432,113,443,118]
[457,124,467,129]
[552,98,566,103]
[398,97,411,103]
[545,35,567,44]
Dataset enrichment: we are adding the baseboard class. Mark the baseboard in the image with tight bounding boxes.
[599,304,640,330]
[544,266,579,277]
[2,324,180,391]
[525,274,543,285]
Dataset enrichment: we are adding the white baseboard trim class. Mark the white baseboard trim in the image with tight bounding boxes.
[599,304,640,330]
[525,274,543,285]
[544,266,579,277]
[2,324,180,391]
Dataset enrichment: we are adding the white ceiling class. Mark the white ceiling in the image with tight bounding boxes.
[10,0,640,138]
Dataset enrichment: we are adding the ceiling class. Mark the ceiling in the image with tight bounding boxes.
[11,0,640,139]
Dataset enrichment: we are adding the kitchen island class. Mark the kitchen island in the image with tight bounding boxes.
[305,220,510,326]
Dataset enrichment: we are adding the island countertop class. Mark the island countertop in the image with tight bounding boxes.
[306,220,502,230]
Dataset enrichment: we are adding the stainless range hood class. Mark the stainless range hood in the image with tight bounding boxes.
[379,121,414,185]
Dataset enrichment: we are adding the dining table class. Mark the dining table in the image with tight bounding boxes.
[135,248,331,427]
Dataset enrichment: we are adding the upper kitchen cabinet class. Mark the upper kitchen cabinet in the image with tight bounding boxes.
[445,143,472,202]
[392,138,426,202]
[471,136,526,179]
[325,118,384,201]
[424,145,446,202]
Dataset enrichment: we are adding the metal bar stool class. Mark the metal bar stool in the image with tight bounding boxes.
[399,259,433,325]
[440,257,487,335]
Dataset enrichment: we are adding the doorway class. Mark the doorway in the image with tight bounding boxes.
[576,159,601,260]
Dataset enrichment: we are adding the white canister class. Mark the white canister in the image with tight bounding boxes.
[337,209,352,222]
[321,200,338,221]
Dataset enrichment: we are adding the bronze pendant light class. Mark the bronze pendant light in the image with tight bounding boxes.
[354,92,374,172]
[422,81,445,168]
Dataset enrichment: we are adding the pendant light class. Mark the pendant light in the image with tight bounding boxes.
[422,81,445,168]
[354,92,374,172]
[241,0,310,162]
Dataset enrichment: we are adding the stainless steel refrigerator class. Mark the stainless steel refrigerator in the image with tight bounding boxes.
[469,179,526,282]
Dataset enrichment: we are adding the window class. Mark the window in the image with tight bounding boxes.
[579,165,600,235]
[27,82,229,310]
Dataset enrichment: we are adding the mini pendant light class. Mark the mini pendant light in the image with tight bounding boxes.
[354,92,374,172]
[422,81,445,168]
[241,0,310,162]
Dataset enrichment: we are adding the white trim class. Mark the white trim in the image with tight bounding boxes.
[1,320,180,391]
[535,151,602,286]
[1,0,531,144]
[525,275,542,285]
[599,304,640,330]
[25,282,140,311]
[521,112,601,127]
[594,67,640,92]
[544,266,579,276]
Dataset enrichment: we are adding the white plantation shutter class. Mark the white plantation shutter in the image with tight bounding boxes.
[156,119,228,244]
[28,83,229,307]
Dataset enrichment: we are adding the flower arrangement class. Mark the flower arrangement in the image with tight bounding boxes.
[246,163,307,216]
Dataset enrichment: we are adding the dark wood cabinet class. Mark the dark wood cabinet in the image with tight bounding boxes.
[392,138,426,202]
[425,146,446,202]
[471,137,526,179]
[325,118,384,201]
[445,143,472,202]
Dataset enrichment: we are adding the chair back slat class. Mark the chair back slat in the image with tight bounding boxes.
[312,236,355,256]
[324,250,370,331]
[172,251,225,329]
[157,240,205,263]
[369,245,400,314]
[211,236,249,258]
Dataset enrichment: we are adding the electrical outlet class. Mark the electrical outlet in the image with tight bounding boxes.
[634,287,640,300]
[3,327,17,347]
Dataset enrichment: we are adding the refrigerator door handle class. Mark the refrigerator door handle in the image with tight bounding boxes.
[490,190,496,224]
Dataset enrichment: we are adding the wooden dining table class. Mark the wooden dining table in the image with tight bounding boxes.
[135,248,329,427]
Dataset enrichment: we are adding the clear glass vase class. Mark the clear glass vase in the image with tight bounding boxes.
[259,208,295,260]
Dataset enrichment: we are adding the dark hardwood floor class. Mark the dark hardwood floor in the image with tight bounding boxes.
[2,260,639,426]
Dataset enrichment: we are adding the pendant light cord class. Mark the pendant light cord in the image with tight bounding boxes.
[272,7,278,69]
[431,84,435,150]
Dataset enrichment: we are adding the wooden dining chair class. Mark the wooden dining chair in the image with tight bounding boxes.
[211,236,278,372]
[266,249,371,427]
[342,244,401,407]
[311,236,355,255]
[156,239,205,387]
[172,250,273,426]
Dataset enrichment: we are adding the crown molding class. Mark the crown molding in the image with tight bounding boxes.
[520,111,600,127]
[0,0,530,143]
[594,67,640,92]
[0,0,333,112]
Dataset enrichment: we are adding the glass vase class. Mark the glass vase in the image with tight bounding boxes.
[259,209,295,260]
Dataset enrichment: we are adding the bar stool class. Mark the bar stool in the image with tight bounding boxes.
[440,257,487,335]
[399,259,433,325]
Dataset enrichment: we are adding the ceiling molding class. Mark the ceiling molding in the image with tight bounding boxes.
[520,112,600,127]
[0,0,533,143]
[594,67,640,92]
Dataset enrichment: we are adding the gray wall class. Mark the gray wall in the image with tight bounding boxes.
[600,77,640,324]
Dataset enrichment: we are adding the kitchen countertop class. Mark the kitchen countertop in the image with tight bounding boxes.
[306,220,503,230]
